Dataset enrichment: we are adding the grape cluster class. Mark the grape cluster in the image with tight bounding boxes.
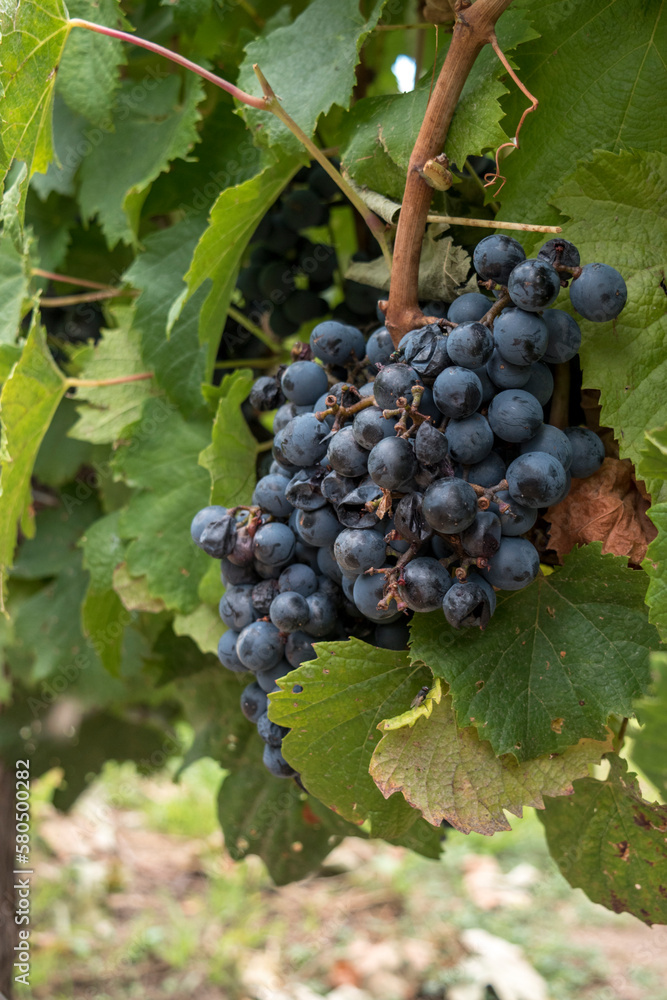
[192,234,626,782]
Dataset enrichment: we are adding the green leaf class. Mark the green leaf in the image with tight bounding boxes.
[57,0,127,127]
[68,306,155,444]
[268,639,432,839]
[370,687,612,835]
[29,96,86,201]
[237,0,388,155]
[13,494,100,581]
[81,586,126,676]
[409,545,658,761]
[80,510,125,591]
[199,369,257,505]
[0,320,66,608]
[112,563,166,613]
[123,215,208,415]
[539,755,667,926]
[185,155,302,373]
[113,398,211,613]
[549,150,667,471]
[0,0,70,206]
[640,426,667,640]
[498,0,667,238]
[345,224,476,303]
[33,398,96,487]
[632,652,667,798]
[0,166,33,344]
[173,604,221,656]
[78,74,204,248]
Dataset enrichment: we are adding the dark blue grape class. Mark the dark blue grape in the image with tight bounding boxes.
[473,234,526,285]
[285,467,327,510]
[353,405,396,450]
[262,743,297,778]
[480,536,540,591]
[398,557,452,611]
[448,292,492,324]
[310,320,366,366]
[432,366,483,418]
[190,505,227,545]
[422,299,448,319]
[316,545,343,584]
[493,308,548,365]
[281,360,329,406]
[273,401,311,433]
[240,681,268,723]
[542,309,582,364]
[278,563,318,597]
[507,258,561,312]
[220,558,258,587]
[506,451,567,507]
[251,578,279,616]
[423,479,478,534]
[373,363,422,408]
[399,325,450,384]
[321,470,359,506]
[249,376,283,411]
[333,528,386,575]
[486,348,532,389]
[522,362,554,406]
[295,506,341,547]
[336,481,384,528]
[487,389,543,443]
[257,711,289,747]
[494,489,538,537]
[256,659,291,694]
[472,364,496,404]
[374,621,411,649]
[538,238,580,269]
[217,630,248,673]
[269,591,311,632]
[467,450,506,488]
[285,630,316,668]
[417,386,442,422]
[326,426,369,477]
[368,436,417,490]
[253,522,296,566]
[446,322,494,369]
[198,515,237,558]
[461,511,502,559]
[366,326,394,372]
[520,424,572,470]
[278,413,329,466]
[352,572,401,622]
[218,585,257,631]
[253,474,293,517]
[564,427,605,477]
[236,620,284,671]
[305,591,337,636]
[415,422,448,465]
[569,263,627,322]
[445,413,494,465]
[443,577,495,629]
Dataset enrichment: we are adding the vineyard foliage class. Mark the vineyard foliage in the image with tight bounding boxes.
[0,0,666,918]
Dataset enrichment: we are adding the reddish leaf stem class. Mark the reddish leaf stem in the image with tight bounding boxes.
[32,267,114,291]
[483,32,539,196]
[66,372,154,388]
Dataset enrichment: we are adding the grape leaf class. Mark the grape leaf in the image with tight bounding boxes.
[409,545,658,761]
[370,687,612,835]
[639,427,667,640]
[80,510,126,591]
[68,306,155,444]
[123,215,208,416]
[341,9,538,188]
[78,74,205,248]
[29,96,86,201]
[632,652,667,798]
[113,398,211,613]
[548,151,667,473]
[498,0,667,237]
[268,639,433,840]
[199,369,257,506]
[184,154,302,374]
[539,755,667,926]
[173,604,220,656]
[236,0,388,155]
[0,0,70,206]
[13,495,99,581]
[33,400,96,487]
[81,587,127,677]
[57,0,127,127]
[0,319,66,609]
[0,165,33,344]
[346,224,477,302]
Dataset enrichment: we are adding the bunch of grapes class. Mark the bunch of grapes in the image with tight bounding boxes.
[192,234,627,781]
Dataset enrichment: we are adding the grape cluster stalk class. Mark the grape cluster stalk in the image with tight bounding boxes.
[192,232,627,781]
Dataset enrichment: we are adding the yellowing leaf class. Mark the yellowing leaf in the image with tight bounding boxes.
[370,689,612,835]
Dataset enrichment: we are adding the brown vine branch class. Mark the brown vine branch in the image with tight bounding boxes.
[483,32,539,196]
[32,268,115,291]
[40,288,135,307]
[385,0,515,347]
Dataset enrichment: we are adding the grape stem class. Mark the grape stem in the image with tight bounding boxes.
[66,372,154,388]
[32,268,117,291]
[426,214,562,234]
[40,288,135,307]
[479,290,511,328]
[227,305,282,355]
[483,32,539,196]
[384,0,516,347]
[69,20,393,271]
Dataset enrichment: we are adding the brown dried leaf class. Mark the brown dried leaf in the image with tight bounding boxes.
[546,457,657,565]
